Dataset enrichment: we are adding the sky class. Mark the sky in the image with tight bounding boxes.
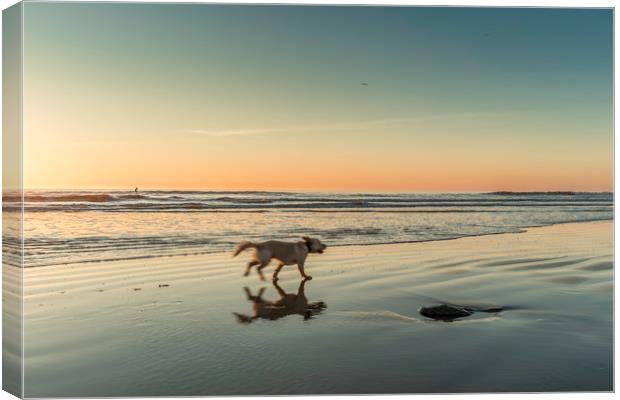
[22,3,613,192]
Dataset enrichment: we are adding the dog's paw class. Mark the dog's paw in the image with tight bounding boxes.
[304,275,313,281]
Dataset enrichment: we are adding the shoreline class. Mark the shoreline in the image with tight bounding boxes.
[21,220,613,297]
[16,217,613,269]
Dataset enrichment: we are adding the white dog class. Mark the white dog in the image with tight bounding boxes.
[232,236,327,281]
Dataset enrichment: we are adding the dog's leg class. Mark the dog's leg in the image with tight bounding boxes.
[243,287,254,300]
[272,280,287,298]
[272,263,285,281]
[244,260,260,277]
[256,261,270,281]
[296,260,312,280]
[297,278,308,297]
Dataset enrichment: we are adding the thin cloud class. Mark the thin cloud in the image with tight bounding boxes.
[182,111,500,137]
[185,128,276,136]
[369,112,500,125]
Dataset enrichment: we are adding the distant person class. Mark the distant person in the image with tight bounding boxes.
[134,187,138,193]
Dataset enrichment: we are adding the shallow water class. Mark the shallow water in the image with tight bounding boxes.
[15,221,613,396]
[2,190,613,267]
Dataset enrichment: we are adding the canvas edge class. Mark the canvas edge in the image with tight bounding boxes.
[2,1,24,398]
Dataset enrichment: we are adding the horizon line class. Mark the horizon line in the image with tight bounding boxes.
[8,187,614,194]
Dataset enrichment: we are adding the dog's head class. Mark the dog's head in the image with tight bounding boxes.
[302,237,327,254]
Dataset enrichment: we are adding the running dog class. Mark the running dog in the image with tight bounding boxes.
[232,236,327,281]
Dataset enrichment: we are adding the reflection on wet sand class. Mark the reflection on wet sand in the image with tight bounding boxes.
[234,279,326,324]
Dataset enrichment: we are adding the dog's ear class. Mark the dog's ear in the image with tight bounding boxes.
[302,236,311,242]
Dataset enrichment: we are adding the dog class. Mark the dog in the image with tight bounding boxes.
[232,236,327,281]
[233,279,327,324]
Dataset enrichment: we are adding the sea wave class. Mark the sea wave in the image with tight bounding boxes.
[3,191,613,205]
[4,194,118,202]
[5,190,613,268]
[487,191,580,196]
[2,189,613,213]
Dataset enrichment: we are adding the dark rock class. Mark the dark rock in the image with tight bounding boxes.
[419,304,473,320]
[419,303,505,321]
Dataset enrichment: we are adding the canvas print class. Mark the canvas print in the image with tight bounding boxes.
[2,2,614,397]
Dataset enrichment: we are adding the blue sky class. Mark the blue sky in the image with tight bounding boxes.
[23,4,613,190]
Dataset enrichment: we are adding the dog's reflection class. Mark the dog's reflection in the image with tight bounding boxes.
[234,279,327,324]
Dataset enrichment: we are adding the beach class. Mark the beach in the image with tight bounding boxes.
[14,220,613,396]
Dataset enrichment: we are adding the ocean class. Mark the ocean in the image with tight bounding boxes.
[2,190,613,268]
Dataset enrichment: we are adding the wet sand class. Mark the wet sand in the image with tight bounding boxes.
[14,221,613,396]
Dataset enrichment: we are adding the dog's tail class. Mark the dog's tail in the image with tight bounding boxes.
[232,241,258,257]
